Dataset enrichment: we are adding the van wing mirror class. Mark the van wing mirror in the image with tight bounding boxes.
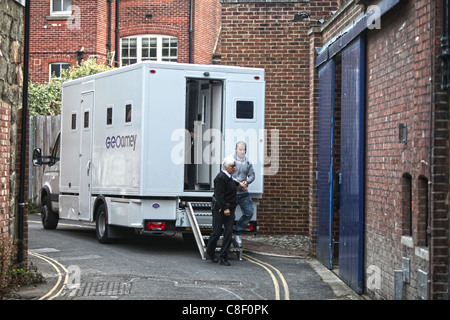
[32,148,52,166]
[32,148,43,166]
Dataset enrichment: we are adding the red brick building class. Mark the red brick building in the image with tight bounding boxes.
[308,0,449,300]
[29,0,220,83]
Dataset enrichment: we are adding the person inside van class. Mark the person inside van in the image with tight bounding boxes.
[232,141,255,247]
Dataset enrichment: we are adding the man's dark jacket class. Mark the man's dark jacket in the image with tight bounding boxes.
[213,171,239,212]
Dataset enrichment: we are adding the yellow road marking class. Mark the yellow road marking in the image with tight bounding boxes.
[243,253,290,300]
[245,254,290,300]
[29,219,95,229]
[29,251,68,300]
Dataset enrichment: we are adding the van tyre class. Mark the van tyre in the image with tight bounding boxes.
[41,196,58,230]
[95,203,111,244]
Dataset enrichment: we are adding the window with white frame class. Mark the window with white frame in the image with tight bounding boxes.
[121,35,178,66]
[51,0,72,16]
[50,62,71,80]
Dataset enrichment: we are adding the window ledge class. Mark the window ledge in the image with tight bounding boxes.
[46,15,72,21]
[401,236,429,260]
[401,235,413,248]
[415,246,429,261]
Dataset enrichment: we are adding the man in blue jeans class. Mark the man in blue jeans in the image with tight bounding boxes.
[232,141,255,247]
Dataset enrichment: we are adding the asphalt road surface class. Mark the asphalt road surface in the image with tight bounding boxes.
[17,214,359,306]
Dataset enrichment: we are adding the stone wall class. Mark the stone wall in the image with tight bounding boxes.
[0,0,25,252]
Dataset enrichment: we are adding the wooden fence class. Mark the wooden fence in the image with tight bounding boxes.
[29,115,61,206]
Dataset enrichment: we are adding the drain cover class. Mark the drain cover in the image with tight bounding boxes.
[62,281,130,297]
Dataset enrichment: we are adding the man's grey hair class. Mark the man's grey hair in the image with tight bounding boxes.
[222,156,235,169]
[236,141,247,149]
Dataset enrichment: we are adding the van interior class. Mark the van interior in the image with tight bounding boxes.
[184,79,223,191]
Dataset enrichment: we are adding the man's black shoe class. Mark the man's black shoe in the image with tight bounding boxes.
[219,259,231,266]
[208,253,218,263]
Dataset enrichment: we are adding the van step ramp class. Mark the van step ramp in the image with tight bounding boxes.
[186,202,242,261]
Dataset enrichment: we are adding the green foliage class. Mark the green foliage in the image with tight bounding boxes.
[28,57,115,116]
[28,79,62,116]
[27,198,40,215]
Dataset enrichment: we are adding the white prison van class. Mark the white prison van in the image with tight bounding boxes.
[33,61,265,249]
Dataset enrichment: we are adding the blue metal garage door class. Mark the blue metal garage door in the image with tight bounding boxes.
[339,37,365,293]
[316,59,335,269]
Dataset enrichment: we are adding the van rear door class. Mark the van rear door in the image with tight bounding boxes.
[224,78,265,195]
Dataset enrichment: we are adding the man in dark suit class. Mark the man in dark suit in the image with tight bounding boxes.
[206,156,239,266]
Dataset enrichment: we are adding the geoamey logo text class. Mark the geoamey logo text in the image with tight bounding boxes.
[106,134,137,151]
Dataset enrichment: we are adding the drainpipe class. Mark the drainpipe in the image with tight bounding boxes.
[115,0,119,67]
[441,0,450,89]
[189,0,193,63]
[18,0,31,264]
[107,0,112,53]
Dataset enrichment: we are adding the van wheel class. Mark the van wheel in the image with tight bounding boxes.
[95,204,111,244]
[41,196,58,230]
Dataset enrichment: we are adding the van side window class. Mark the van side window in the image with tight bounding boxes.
[125,104,132,123]
[71,113,77,130]
[107,107,113,125]
[52,133,61,164]
[236,101,254,119]
[84,111,89,128]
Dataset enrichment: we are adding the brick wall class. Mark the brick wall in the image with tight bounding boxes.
[218,0,339,234]
[365,0,449,300]
[193,0,221,64]
[365,1,422,299]
[0,102,11,237]
[309,0,449,299]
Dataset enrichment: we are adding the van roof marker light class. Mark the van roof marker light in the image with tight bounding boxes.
[150,69,156,74]
[254,76,260,80]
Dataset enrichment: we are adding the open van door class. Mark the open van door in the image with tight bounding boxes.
[224,79,265,195]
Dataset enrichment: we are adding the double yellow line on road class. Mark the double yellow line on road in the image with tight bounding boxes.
[243,253,290,300]
[28,251,68,300]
